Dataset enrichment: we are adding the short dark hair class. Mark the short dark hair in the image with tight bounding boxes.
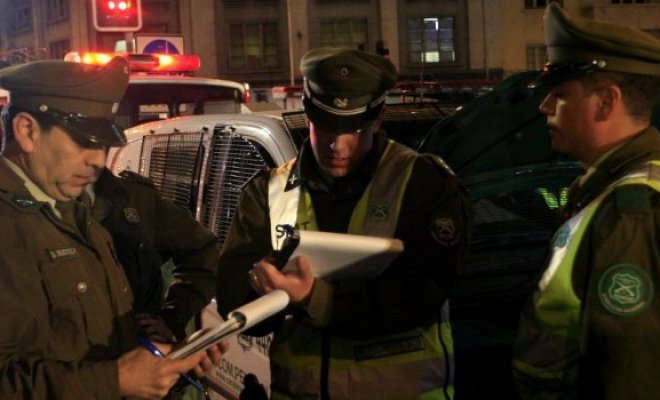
[581,72,660,123]
[1,104,57,149]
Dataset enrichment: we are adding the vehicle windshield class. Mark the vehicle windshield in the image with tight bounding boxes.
[115,83,244,128]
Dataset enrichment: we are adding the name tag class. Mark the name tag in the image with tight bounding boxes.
[354,335,425,361]
[48,246,80,262]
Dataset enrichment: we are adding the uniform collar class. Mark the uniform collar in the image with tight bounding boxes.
[1,156,57,213]
[569,126,660,211]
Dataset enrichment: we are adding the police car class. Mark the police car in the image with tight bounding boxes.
[64,51,251,129]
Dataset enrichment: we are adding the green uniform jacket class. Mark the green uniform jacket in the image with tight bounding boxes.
[217,133,473,394]
[513,127,660,399]
[0,159,138,399]
[94,168,220,340]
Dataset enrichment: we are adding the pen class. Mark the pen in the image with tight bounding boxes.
[137,336,206,392]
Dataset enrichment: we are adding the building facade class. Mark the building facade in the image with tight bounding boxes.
[2,0,660,89]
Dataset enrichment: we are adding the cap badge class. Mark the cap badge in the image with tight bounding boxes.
[340,67,349,76]
[595,59,607,69]
[39,104,48,112]
[334,97,349,108]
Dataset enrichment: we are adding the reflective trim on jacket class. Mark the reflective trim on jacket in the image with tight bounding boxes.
[513,160,660,399]
[267,140,454,400]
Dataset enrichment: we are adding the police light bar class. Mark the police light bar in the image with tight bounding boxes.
[64,51,201,73]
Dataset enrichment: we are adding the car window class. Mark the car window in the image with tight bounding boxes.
[116,83,243,128]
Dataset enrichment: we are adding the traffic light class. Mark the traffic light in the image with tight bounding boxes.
[92,0,142,32]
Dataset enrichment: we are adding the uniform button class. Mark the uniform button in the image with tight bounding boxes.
[77,282,88,293]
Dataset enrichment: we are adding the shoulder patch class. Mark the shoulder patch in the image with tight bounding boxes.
[118,170,156,188]
[430,216,460,246]
[598,264,654,317]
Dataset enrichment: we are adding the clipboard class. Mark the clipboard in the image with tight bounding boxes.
[167,290,290,360]
[281,230,404,281]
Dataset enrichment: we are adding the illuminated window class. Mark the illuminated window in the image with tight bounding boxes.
[407,16,455,64]
[229,22,279,70]
[320,19,368,49]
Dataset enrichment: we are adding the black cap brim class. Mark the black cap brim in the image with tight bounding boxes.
[303,95,383,132]
[529,62,601,89]
[49,114,127,148]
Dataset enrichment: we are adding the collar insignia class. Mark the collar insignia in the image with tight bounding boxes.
[12,195,40,210]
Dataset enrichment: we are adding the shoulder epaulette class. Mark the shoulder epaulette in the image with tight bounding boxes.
[118,170,156,188]
[419,153,456,177]
[612,185,655,212]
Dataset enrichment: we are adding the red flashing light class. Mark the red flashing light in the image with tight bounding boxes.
[64,51,201,74]
[92,0,141,32]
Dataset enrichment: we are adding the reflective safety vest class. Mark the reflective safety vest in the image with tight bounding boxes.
[267,140,454,400]
[513,161,660,398]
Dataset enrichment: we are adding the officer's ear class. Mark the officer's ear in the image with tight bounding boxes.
[595,84,621,122]
[12,112,42,153]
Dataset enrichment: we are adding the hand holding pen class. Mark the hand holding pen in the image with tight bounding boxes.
[137,336,206,392]
[118,336,227,399]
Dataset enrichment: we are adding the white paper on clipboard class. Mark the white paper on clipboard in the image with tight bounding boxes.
[281,231,403,281]
[167,290,290,360]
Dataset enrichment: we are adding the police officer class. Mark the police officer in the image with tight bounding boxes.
[0,58,223,399]
[89,167,220,344]
[513,4,660,399]
[217,47,472,399]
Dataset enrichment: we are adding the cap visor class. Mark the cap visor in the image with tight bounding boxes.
[304,97,382,132]
[529,62,599,89]
[63,118,127,147]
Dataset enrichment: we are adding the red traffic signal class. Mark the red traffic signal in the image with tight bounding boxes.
[92,0,142,32]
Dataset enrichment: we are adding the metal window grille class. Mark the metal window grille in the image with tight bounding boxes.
[202,126,270,248]
[139,131,209,214]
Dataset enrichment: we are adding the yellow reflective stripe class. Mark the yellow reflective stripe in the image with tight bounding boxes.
[535,208,586,338]
[349,140,416,235]
[297,189,317,231]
